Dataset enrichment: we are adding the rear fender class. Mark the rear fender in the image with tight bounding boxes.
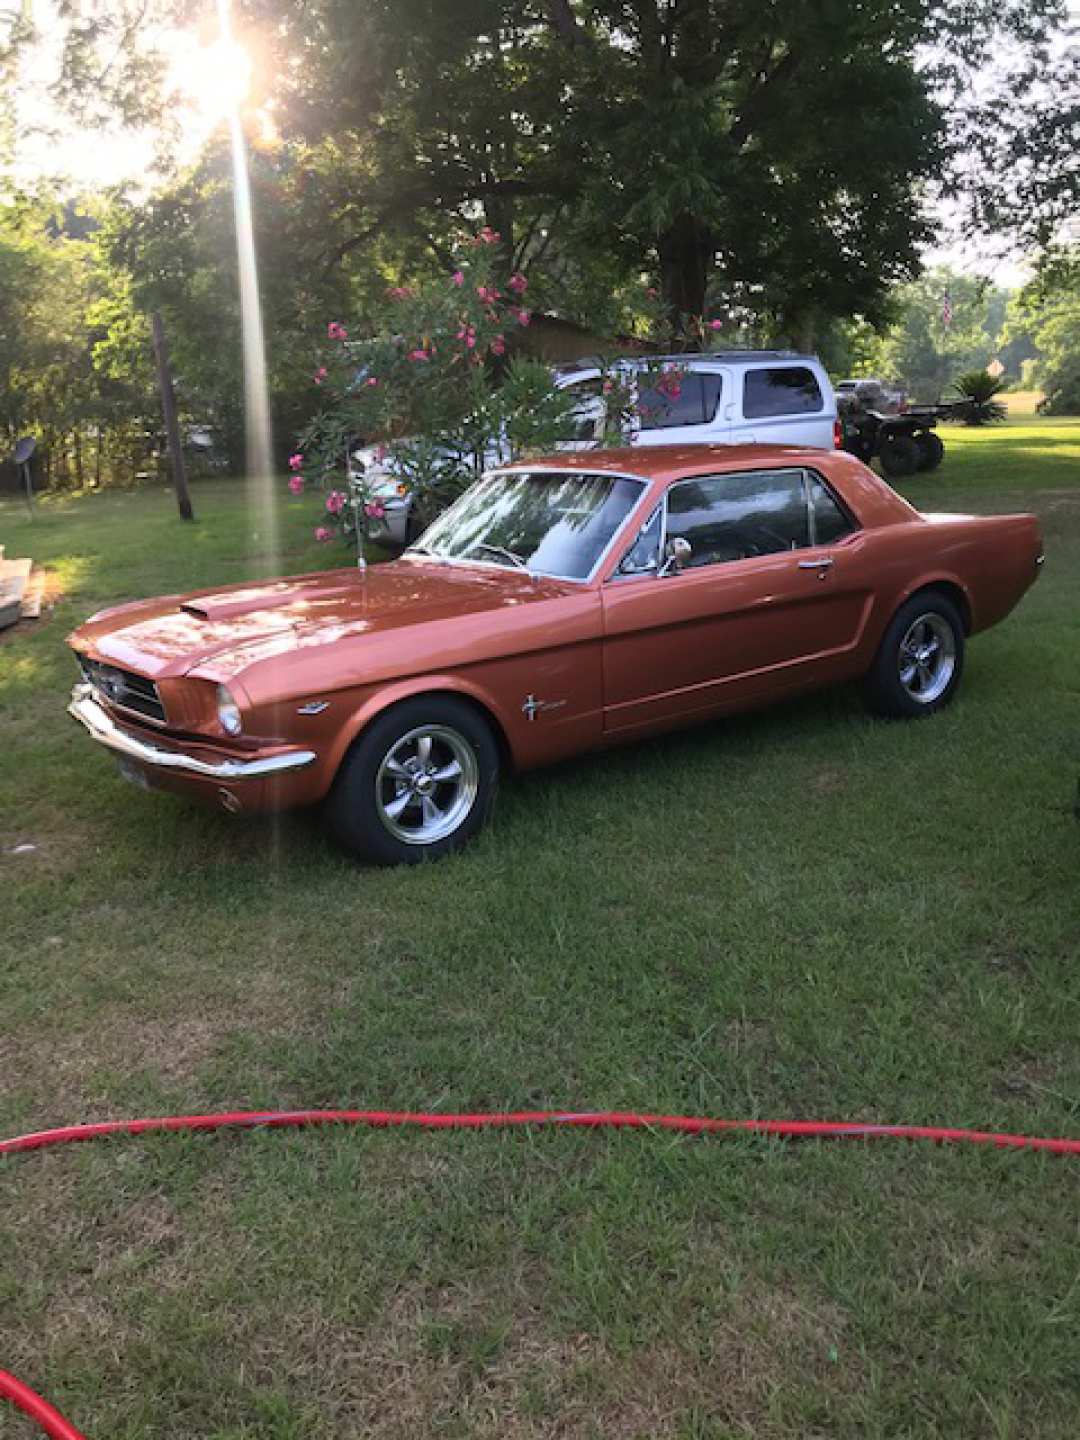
[893,573,976,633]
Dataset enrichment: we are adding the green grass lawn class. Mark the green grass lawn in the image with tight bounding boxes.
[2,419,1079,1439]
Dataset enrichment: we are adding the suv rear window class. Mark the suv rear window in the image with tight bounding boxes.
[638,372,723,430]
[743,366,823,418]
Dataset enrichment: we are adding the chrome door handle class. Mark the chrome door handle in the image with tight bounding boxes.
[798,557,834,570]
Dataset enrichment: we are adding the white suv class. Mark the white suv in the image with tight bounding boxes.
[557,351,838,450]
[358,350,838,546]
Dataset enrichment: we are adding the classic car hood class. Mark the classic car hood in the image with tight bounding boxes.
[73,560,576,680]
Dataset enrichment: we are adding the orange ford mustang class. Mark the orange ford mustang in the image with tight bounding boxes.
[68,445,1044,864]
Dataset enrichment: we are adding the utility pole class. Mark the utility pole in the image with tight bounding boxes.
[151,310,194,522]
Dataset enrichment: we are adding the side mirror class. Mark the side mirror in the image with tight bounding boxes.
[659,535,691,577]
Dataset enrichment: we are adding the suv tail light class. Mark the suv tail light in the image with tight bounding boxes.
[833,417,843,449]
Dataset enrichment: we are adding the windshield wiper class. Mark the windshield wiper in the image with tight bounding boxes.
[471,542,529,570]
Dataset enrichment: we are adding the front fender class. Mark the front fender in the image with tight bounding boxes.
[322,675,518,789]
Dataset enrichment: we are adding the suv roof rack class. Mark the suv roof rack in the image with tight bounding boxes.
[554,349,812,374]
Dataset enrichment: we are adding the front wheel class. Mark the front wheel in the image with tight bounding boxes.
[863,592,965,718]
[326,696,500,864]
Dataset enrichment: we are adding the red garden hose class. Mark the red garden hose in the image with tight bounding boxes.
[5,1105,1080,1440]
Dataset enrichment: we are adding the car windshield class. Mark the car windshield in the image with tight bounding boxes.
[413,470,645,580]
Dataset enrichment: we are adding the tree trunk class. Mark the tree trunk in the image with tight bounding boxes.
[73,428,84,488]
[657,216,714,333]
[94,426,102,487]
[151,311,195,522]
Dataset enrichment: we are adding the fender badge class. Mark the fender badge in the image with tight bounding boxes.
[522,694,567,722]
[297,700,329,715]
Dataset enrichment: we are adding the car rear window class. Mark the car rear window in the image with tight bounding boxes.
[808,474,855,544]
[638,372,723,430]
[743,366,824,418]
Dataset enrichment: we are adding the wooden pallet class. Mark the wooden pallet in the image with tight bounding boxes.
[0,558,33,630]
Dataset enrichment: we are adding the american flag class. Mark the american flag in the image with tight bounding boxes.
[942,291,952,328]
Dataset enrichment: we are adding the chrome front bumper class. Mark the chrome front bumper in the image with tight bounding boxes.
[68,684,317,781]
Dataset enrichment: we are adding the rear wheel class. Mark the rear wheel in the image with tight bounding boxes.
[915,430,944,471]
[878,433,921,479]
[863,591,965,718]
[326,696,499,864]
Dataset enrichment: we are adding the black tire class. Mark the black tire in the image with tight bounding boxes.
[863,590,966,719]
[326,695,500,864]
[845,433,875,463]
[915,430,945,471]
[878,433,921,479]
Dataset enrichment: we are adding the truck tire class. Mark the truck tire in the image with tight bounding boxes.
[878,434,921,479]
[915,431,944,471]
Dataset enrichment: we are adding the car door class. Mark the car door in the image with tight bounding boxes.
[732,364,834,449]
[601,466,872,734]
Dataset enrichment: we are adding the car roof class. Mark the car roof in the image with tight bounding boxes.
[498,443,834,485]
[555,350,818,377]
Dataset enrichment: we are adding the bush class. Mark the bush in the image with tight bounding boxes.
[951,370,1008,425]
[287,231,579,543]
[1037,353,1080,415]
[290,233,679,545]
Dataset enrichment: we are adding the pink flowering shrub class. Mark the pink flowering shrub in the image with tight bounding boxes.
[294,231,686,548]
[292,230,585,545]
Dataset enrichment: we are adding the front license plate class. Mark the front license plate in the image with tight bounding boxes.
[116,756,152,790]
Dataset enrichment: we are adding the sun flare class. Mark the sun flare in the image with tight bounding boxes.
[167,32,253,136]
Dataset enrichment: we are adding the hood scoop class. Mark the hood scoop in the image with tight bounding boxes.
[180,580,359,624]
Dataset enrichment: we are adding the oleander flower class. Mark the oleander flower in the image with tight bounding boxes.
[515,309,530,326]
[364,501,386,519]
[327,321,348,341]
[314,525,333,542]
[313,366,328,384]
[288,476,304,496]
[288,452,304,471]
[325,490,346,515]
[451,270,465,286]
[490,334,506,356]
[508,273,528,294]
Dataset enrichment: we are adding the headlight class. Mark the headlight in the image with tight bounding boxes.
[216,684,242,736]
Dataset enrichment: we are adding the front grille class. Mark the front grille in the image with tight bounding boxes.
[80,656,166,723]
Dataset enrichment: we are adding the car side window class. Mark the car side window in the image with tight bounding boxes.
[666,470,810,568]
[638,372,723,430]
[808,473,855,545]
[743,366,823,418]
[614,505,663,577]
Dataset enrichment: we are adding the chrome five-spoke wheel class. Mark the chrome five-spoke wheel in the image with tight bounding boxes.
[864,590,965,718]
[898,612,956,705]
[327,695,499,864]
[376,725,480,844]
